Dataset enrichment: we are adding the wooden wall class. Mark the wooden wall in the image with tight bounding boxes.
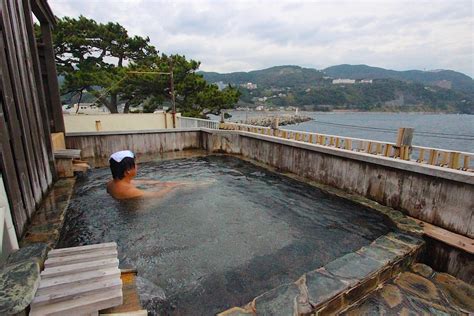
[0,0,63,237]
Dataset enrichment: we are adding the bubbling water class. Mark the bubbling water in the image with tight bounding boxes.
[58,155,393,315]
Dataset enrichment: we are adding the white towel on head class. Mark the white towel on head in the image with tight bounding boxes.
[110,150,135,162]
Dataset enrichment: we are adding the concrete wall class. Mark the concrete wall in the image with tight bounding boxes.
[202,130,474,238]
[65,129,202,167]
[64,113,181,133]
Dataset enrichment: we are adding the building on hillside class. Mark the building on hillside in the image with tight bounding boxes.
[64,103,110,115]
[240,82,258,90]
[332,79,356,84]
[360,79,373,84]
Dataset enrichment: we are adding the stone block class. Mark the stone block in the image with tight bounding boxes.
[305,270,348,307]
[0,260,40,314]
[324,252,385,283]
[372,235,411,255]
[385,232,424,249]
[356,244,400,264]
[6,243,50,269]
[254,283,302,316]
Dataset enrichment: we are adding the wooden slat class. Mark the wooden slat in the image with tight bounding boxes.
[38,267,120,292]
[21,0,55,183]
[10,0,49,194]
[0,19,35,232]
[30,287,122,316]
[32,278,122,306]
[2,0,42,204]
[54,149,82,159]
[41,258,119,279]
[0,102,27,235]
[48,242,117,257]
[45,249,118,268]
[40,21,65,133]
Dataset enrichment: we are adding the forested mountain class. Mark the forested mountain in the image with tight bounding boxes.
[200,65,473,114]
[200,66,324,88]
[323,64,474,95]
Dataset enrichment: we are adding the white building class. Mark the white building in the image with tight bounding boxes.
[241,82,257,90]
[360,79,373,84]
[332,79,356,84]
[63,103,110,115]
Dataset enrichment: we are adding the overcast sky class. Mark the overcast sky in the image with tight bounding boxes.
[50,0,473,77]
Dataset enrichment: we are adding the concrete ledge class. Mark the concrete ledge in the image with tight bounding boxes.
[201,128,474,185]
[66,128,202,137]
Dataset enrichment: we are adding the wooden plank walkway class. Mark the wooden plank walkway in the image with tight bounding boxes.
[30,242,123,316]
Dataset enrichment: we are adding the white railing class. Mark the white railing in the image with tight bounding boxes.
[220,122,474,171]
[177,116,220,129]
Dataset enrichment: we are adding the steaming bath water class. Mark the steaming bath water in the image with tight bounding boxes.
[58,155,393,315]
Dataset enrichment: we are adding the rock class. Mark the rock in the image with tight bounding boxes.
[254,283,302,316]
[395,272,439,301]
[324,252,385,283]
[305,269,348,307]
[434,272,474,313]
[0,260,40,314]
[7,243,50,269]
[411,263,433,278]
[380,284,403,308]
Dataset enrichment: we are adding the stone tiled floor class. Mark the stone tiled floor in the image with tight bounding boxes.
[342,263,474,315]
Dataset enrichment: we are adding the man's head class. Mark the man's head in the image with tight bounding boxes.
[109,150,137,180]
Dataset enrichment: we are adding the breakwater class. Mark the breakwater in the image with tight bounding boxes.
[239,114,312,127]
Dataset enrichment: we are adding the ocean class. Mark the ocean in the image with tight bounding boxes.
[226,111,474,153]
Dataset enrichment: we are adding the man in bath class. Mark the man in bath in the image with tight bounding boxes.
[106,150,185,199]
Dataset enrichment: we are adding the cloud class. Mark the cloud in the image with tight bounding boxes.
[49,0,473,76]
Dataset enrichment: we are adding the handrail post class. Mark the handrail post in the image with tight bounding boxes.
[395,127,414,160]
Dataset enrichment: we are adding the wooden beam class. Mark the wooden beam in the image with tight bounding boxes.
[408,217,473,254]
[40,21,65,133]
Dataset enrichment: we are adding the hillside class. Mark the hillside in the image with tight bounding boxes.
[323,64,474,95]
[199,65,473,114]
[200,65,325,88]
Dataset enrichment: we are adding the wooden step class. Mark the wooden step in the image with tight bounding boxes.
[30,288,122,316]
[33,278,122,306]
[37,268,120,293]
[45,248,118,268]
[41,258,119,279]
[48,243,117,258]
